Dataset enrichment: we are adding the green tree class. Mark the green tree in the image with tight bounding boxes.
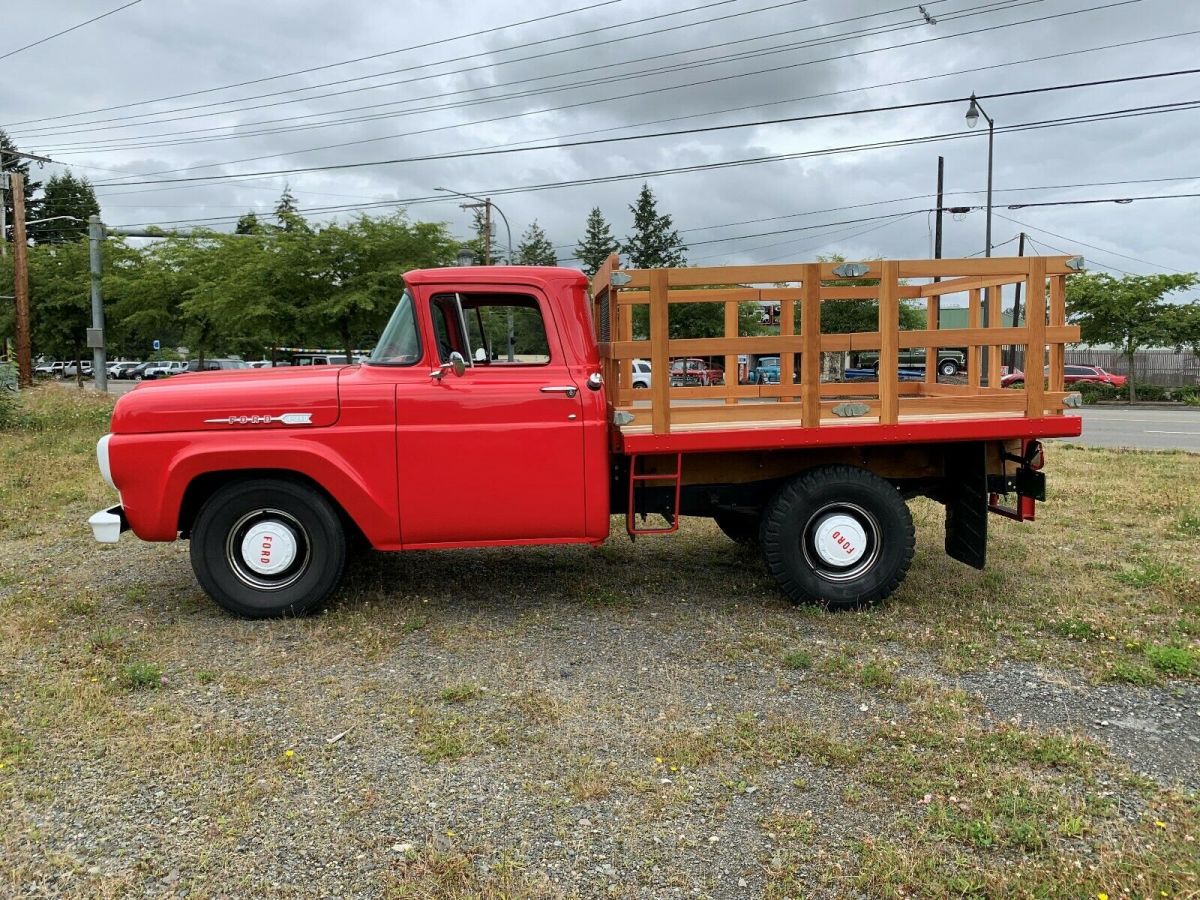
[814,254,924,335]
[273,187,308,233]
[1163,300,1200,357]
[0,130,43,238]
[622,183,686,269]
[27,171,100,244]
[235,211,263,235]
[515,220,556,266]
[1067,272,1199,402]
[575,207,619,277]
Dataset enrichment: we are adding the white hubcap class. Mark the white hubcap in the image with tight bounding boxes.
[812,514,867,567]
[240,521,297,576]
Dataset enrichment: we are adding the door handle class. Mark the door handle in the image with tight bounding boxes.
[540,385,578,398]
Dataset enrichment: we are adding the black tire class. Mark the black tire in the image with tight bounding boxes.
[760,465,915,610]
[938,360,959,378]
[633,381,649,389]
[190,478,347,619]
[713,510,761,547]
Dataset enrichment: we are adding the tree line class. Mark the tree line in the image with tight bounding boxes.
[1,129,1197,371]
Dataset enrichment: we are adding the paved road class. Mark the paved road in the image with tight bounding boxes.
[98,381,1199,452]
[1062,407,1200,453]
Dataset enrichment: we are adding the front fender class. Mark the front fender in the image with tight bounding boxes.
[109,425,400,547]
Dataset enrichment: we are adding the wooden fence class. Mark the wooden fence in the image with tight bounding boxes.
[591,254,1084,436]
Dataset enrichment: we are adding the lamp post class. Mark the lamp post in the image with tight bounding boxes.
[964,94,994,258]
[435,186,516,360]
[965,94,996,384]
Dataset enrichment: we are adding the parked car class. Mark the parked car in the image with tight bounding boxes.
[107,361,143,379]
[185,358,251,373]
[857,348,966,377]
[293,354,350,366]
[34,361,64,377]
[631,359,651,390]
[63,361,94,378]
[1001,365,1127,388]
[142,360,188,380]
[669,357,724,387]
[749,356,779,385]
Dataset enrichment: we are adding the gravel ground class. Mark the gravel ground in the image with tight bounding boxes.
[2,415,1198,897]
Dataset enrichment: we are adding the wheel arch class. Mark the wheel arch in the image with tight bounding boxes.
[178,468,366,547]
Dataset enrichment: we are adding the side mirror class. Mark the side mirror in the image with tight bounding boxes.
[431,351,468,381]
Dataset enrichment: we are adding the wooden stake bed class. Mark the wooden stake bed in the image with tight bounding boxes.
[589,253,1084,453]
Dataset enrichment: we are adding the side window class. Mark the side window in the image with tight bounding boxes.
[430,293,552,366]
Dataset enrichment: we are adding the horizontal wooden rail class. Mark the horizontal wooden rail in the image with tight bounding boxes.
[594,254,1079,436]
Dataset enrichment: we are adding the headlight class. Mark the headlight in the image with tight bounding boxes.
[97,434,116,490]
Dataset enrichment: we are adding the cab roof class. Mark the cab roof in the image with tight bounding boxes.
[404,265,589,288]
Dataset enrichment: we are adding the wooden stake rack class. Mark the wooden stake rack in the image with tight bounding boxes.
[590,254,1082,436]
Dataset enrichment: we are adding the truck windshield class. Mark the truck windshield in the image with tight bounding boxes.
[367,289,421,366]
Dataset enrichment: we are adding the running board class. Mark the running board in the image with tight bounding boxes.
[626,453,683,536]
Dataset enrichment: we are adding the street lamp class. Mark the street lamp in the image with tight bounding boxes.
[963,94,994,258]
[965,93,996,385]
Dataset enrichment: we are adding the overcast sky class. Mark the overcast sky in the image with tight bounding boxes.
[3,0,1199,277]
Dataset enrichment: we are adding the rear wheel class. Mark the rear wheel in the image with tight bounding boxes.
[938,359,959,377]
[713,510,760,547]
[190,479,347,618]
[760,465,914,610]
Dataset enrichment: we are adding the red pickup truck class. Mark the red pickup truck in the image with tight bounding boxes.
[89,257,1083,618]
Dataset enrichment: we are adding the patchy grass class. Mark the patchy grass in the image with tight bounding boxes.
[1,384,1198,897]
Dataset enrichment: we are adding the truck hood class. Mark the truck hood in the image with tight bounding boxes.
[111,366,343,434]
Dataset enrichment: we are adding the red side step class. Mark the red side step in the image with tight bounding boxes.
[626,453,683,536]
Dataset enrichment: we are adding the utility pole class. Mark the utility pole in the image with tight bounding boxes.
[11,173,31,387]
[933,156,944,264]
[1007,231,1026,374]
[88,216,108,392]
[1,151,7,260]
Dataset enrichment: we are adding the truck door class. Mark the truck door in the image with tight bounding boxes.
[395,286,588,546]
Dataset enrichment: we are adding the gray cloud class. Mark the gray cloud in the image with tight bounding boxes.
[3,0,1198,276]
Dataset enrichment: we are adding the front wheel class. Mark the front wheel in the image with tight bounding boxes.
[190,478,347,618]
[938,360,959,377]
[760,465,914,610]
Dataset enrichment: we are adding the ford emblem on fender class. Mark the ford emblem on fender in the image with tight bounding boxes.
[203,412,313,426]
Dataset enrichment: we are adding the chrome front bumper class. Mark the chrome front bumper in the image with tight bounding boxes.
[88,505,129,543]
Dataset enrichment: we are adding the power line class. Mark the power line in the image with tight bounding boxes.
[5,0,631,126]
[1021,234,1135,275]
[995,212,1187,272]
[0,0,143,62]
[14,0,816,138]
[23,0,996,146]
[86,74,1200,188]
[74,28,1200,202]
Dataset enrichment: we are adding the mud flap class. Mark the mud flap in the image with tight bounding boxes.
[944,441,987,570]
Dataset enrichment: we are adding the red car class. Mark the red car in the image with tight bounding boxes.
[669,357,724,387]
[1001,365,1127,388]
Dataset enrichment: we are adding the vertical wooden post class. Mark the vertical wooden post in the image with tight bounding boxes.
[924,295,939,385]
[619,300,633,400]
[1047,273,1065,401]
[780,297,796,403]
[986,285,1002,386]
[878,260,900,424]
[649,269,671,434]
[967,288,981,390]
[11,173,32,388]
[1025,257,1047,418]
[724,300,738,405]
[801,264,821,427]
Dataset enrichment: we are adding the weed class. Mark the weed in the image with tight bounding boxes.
[1145,645,1196,676]
[195,669,217,685]
[1116,558,1184,589]
[1106,660,1158,686]
[439,683,481,703]
[781,650,812,670]
[1053,618,1100,641]
[859,661,895,690]
[121,661,163,690]
[1176,512,1200,537]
